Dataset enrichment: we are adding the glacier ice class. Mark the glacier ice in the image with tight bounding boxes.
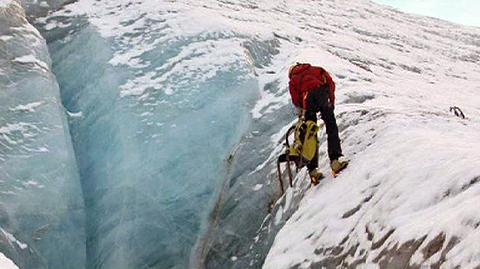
[19,0,72,20]
[1,0,480,268]
[35,1,262,268]
[0,1,85,269]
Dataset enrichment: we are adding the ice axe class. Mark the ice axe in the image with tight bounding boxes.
[276,119,324,196]
[449,106,466,119]
[276,125,303,195]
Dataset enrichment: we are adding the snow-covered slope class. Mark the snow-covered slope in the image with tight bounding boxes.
[185,1,479,268]
[247,2,480,269]
[1,0,479,268]
[264,95,480,267]
[0,252,19,269]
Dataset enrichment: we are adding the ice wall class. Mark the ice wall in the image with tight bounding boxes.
[35,1,260,268]
[19,0,73,20]
[2,0,478,268]
[0,1,85,269]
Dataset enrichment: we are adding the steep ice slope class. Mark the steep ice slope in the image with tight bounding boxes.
[6,0,478,268]
[184,1,480,268]
[0,1,85,269]
[264,48,480,268]
[250,2,480,269]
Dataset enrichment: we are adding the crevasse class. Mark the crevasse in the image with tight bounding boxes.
[2,0,263,268]
[35,1,262,269]
[2,0,480,269]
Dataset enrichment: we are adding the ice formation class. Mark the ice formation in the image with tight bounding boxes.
[0,1,84,268]
[0,0,479,268]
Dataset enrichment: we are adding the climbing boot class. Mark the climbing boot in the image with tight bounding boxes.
[331,157,349,176]
[309,169,324,186]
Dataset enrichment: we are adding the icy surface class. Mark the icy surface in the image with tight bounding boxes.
[0,2,84,268]
[36,1,260,268]
[19,0,73,19]
[1,0,479,268]
[145,0,479,268]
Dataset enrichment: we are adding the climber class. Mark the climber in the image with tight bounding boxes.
[288,62,348,184]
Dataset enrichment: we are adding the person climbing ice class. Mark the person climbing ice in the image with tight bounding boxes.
[288,62,348,184]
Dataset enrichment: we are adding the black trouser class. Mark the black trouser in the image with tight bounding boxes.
[304,85,343,171]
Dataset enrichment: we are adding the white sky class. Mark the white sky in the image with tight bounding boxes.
[374,0,480,27]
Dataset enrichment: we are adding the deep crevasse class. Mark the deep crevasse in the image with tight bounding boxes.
[2,0,265,268]
[1,0,480,268]
[36,1,262,268]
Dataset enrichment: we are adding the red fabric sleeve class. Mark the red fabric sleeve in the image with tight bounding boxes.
[289,80,301,108]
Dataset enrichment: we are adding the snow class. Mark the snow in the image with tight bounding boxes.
[373,0,480,28]
[1,0,478,268]
[0,253,18,269]
[118,38,249,97]
[66,110,83,118]
[253,184,264,191]
[13,55,49,71]
[10,101,44,112]
[0,0,13,8]
[257,1,480,266]
[0,122,40,145]
[0,35,13,41]
[1,228,27,250]
[180,0,477,266]
[264,116,480,268]
[44,0,473,267]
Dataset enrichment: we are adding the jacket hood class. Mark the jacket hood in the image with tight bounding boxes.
[289,63,311,78]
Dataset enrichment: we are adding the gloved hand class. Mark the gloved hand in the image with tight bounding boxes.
[327,101,334,110]
[294,106,303,118]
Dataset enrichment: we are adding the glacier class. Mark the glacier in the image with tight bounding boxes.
[1,0,480,268]
[34,1,262,268]
[0,1,84,269]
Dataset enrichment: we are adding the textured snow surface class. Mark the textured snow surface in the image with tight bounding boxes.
[252,1,480,268]
[0,253,19,269]
[1,0,479,268]
[0,0,13,8]
[12,54,49,71]
[56,0,480,268]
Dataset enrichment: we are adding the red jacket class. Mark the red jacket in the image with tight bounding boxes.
[288,63,336,110]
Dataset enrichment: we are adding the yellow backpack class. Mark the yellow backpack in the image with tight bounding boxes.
[288,119,319,164]
[276,119,319,194]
